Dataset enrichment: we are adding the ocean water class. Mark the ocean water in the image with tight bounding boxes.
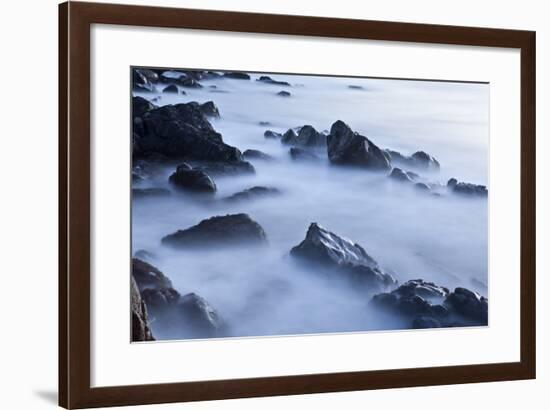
[132,71,489,339]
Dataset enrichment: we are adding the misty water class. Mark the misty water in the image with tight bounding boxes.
[133,72,489,340]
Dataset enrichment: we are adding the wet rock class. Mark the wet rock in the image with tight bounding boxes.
[132,188,171,198]
[162,84,179,94]
[132,101,243,161]
[282,125,326,147]
[385,149,440,171]
[264,130,282,139]
[179,77,203,88]
[198,101,220,118]
[327,120,391,170]
[388,167,412,183]
[132,258,174,291]
[133,68,158,92]
[177,293,226,338]
[290,223,396,290]
[277,91,291,97]
[447,178,488,197]
[444,287,488,325]
[131,275,155,341]
[243,149,273,161]
[224,186,280,202]
[289,147,320,162]
[159,70,186,83]
[256,75,291,86]
[132,96,157,118]
[168,164,217,193]
[162,213,267,248]
[223,72,250,80]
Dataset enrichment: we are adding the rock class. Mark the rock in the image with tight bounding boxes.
[388,167,412,183]
[132,96,157,118]
[168,164,217,193]
[390,279,450,300]
[412,316,443,329]
[444,287,488,325]
[447,178,488,197]
[406,171,419,180]
[348,85,364,90]
[131,275,155,341]
[132,188,171,198]
[256,75,291,86]
[162,84,179,94]
[132,258,174,291]
[133,249,155,261]
[385,149,440,171]
[277,91,291,97]
[133,68,158,92]
[264,130,282,139]
[327,120,391,170]
[193,160,255,176]
[371,288,449,322]
[159,70,186,83]
[132,101,244,162]
[224,186,280,202]
[289,147,320,161]
[259,121,271,126]
[198,101,220,118]
[162,213,267,248]
[141,287,181,311]
[243,149,273,161]
[179,77,203,88]
[414,182,430,192]
[282,125,326,147]
[177,293,226,338]
[223,72,250,80]
[290,223,396,290]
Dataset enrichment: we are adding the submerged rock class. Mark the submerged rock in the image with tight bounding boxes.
[385,149,440,171]
[327,121,391,170]
[256,75,291,86]
[243,149,273,161]
[277,91,291,97]
[264,130,282,139]
[162,213,267,248]
[168,163,217,193]
[447,178,488,197]
[290,223,396,291]
[348,85,365,90]
[223,72,250,80]
[132,188,171,198]
[289,147,320,162]
[282,125,326,147]
[224,186,280,202]
[162,84,179,94]
[131,275,155,341]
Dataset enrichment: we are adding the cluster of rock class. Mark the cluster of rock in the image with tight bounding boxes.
[371,279,488,329]
[131,257,226,341]
[447,178,488,197]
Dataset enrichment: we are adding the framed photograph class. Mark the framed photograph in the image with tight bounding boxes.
[59,1,536,408]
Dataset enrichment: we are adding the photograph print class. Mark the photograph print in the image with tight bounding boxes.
[130,67,489,342]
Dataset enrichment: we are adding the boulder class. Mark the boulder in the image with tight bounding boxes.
[264,130,282,139]
[444,287,488,325]
[447,178,488,197]
[289,147,320,162]
[385,149,440,171]
[290,223,396,291]
[327,121,391,170]
[162,84,179,94]
[132,96,157,118]
[388,167,412,183]
[412,316,443,329]
[168,164,217,193]
[256,75,291,86]
[132,188,171,198]
[162,213,268,248]
[193,160,255,176]
[133,68,158,92]
[277,91,291,97]
[348,85,365,90]
[259,121,271,126]
[132,101,243,162]
[198,101,220,118]
[414,182,430,192]
[243,149,273,161]
[179,77,203,88]
[223,72,250,80]
[389,279,450,300]
[282,125,326,147]
[224,186,280,202]
[131,275,155,341]
[132,258,174,291]
[177,293,226,338]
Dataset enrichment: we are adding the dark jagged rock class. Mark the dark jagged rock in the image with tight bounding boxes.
[177,293,226,338]
[162,84,179,94]
[390,279,450,300]
[264,130,282,139]
[243,149,273,161]
[133,249,155,261]
[141,287,181,311]
[132,100,243,161]
[159,70,186,83]
[132,96,157,118]
[388,167,412,183]
[327,121,391,170]
[289,147,320,162]
[132,258,174,291]
[223,72,250,80]
[277,91,291,97]
[162,213,267,248]
[179,77,203,88]
[385,149,440,171]
[224,186,280,202]
[282,125,326,147]
[133,68,158,92]
[412,316,443,329]
[168,163,217,193]
[444,287,488,324]
[131,275,155,341]
[132,188,171,198]
[193,160,255,176]
[447,178,488,197]
[256,75,291,86]
[290,223,396,290]
[198,101,220,118]
[406,171,419,180]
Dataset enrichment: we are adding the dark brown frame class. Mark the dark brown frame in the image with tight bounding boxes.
[59,1,536,408]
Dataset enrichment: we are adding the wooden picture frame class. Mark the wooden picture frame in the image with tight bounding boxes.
[59,1,536,408]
